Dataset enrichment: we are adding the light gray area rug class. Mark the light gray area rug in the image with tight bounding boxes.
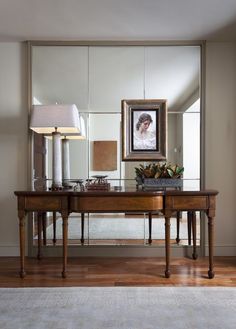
[45,215,199,240]
[0,287,235,329]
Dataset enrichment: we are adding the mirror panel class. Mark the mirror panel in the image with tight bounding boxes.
[88,113,122,180]
[145,46,200,111]
[89,47,144,111]
[32,46,89,107]
[31,43,201,248]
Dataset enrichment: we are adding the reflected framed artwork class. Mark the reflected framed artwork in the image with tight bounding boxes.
[122,99,167,161]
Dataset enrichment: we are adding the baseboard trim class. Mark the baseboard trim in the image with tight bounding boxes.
[205,244,236,256]
[1,244,235,257]
[0,245,20,257]
[30,245,200,258]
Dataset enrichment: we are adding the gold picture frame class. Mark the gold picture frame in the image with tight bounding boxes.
[121,99,167,161]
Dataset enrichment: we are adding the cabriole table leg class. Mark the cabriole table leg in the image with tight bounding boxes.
[19,212,26,278]
[192,211,198,260]
[208,216,215,279]
[165,216,171,278]
[62,213,68,278]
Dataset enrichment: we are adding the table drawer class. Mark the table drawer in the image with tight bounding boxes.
[70,196,163,212]
[166,195,209,210]
[24,196,64,211]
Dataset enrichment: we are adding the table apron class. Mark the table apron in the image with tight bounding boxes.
[165,195,210,211]
[21,196,66,212]
[70,196,163,212]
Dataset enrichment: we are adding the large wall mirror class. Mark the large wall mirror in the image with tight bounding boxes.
[29,41,204,255]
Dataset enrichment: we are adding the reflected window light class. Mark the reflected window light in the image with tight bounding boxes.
[186,98,200,113]
[183,98,200,186]
[33,97,42,105]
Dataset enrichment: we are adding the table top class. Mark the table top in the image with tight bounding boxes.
[14,188,219,197]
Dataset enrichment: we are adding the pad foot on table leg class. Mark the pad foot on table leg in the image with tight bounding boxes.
[62,271,67,278]
[208,270,215,279]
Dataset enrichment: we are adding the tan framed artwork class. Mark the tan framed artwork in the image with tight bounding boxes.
[121,99,167,161]
[93,140,117,171]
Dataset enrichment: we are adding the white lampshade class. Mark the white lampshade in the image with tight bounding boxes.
[45,115,86,140]
[30,104,81,134]
[30,104,81,190]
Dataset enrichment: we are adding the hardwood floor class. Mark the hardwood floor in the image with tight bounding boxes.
[0,257,235,287]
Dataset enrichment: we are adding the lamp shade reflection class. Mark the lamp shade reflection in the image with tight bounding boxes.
[61,116,86,187]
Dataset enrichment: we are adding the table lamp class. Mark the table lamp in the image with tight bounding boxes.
[61,115,86,187]
[30,104,81,190]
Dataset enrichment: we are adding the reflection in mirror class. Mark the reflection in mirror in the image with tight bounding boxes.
[31,43,201,248]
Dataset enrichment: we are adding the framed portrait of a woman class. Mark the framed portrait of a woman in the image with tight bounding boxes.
[122,99,167,161]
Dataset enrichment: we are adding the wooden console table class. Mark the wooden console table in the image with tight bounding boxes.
[14,189,218,279]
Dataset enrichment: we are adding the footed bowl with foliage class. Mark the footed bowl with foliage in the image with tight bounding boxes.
[135,162,184,189]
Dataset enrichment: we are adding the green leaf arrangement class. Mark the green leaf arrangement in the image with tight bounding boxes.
[135,162,184,179]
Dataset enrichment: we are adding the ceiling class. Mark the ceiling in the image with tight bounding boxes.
[1,0,236,42]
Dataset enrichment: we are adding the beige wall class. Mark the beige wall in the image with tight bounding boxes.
[0,41,235,256]
[205,42,236,255]
[0,43,27,256]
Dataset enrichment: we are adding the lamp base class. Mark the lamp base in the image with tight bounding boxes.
[62,179,73,189]
[52,131,63,191]
[62,183,73,189]
[50,184,63,191]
